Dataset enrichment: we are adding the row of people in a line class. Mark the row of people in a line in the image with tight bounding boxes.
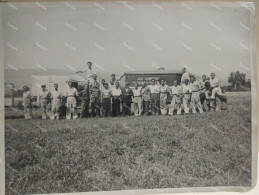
[22,71,226,119]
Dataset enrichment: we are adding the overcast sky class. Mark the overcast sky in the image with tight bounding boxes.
[1,1,254,80]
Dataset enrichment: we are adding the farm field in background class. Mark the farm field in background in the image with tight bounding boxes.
[5,92,252,194]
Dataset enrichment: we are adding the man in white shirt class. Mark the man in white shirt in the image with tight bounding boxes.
[65,81,79,120]
[111,81,122,117]
[76,61,96,83]
[50,83,62,119]
[189,76,203,114]
[159,79,169,115]
[209,73,225,99]
[22,86,32,119]
[168,80,182,115]
[181,79,191,114]
[148,78,160,115]
[132,83,142,116]
[39,85,51,119]
[181,67,190,84]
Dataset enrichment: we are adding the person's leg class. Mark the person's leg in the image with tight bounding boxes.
[137,97,142,116]
[126,101,131,116]
[168,96,176,116]
[42,103,47,119]
[150,94,154,115]
[72,97,78,119]
[66,99,71,119]
[134,99,138,116]
[155,94,159,115]
[80,100,86,119]
[183,96,189,114]
[190,95,196,114]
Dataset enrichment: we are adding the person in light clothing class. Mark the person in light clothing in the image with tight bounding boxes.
[132,83,142,116]
[65,81,79,120]
[76,61,95,83]
[181,79,191,114]
[142,83,150,116]
[189,75,204,114]
[168,80,182,115]
[50,84,62,120]
[159,79,169,115]
[111,81,122,117]
[209,73,225,99]
[109,74,117,89]
[101,82,112,117]
[39,85,51,119]
[22,86,32,119]
[181,67,190,84]
[148,79,160,115]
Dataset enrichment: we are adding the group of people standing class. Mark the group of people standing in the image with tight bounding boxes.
[22,62,226,120]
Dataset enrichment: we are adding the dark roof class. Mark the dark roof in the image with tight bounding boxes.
[124,70,182,75]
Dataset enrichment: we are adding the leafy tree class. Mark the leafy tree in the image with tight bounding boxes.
[228,71,246,89]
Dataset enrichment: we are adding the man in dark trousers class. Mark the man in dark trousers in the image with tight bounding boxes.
[121,83,133,116]
[79,83,90,119]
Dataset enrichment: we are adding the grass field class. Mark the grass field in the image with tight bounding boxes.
[5,92,252,194]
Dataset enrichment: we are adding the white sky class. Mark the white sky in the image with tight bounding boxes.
[1,1,253,80]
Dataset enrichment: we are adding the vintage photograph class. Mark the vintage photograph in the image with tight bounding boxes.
[1,1,256,194]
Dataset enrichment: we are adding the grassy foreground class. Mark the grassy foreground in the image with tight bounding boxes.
[5,92,252,194]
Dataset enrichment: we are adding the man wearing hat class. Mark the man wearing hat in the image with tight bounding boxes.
[189,75,204,114]
[50,83,62,120]
[65,81,79,119]
[22,86,32,119]
[147,78,160,115]
[101,82,112,117]
[79,82,90,119]
[181,79,191,114]
[39,84,51,119]
[121,82,133,116]
[89,74,101,117]
[159,78,169,115]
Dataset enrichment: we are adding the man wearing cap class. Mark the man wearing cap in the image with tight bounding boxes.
[142,83,150,116]
[148,78,160,115]
[159,79,169,115]
[22,86,32,119]
[39,85,51,119]
[111,81,122,117]
[181,67,190,84]
[65,81,79,120]
[50,83,62,120]
[168,80,182,115]
[181,79,191,114]
[79,82,90,119]
[101,82,112,117]
[132,83,142,116]
[189,75,204,114]
[89,74,101,117]
[121,83,133,116]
